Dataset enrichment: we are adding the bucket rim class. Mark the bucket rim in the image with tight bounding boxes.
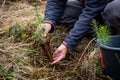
[97,35,120,51]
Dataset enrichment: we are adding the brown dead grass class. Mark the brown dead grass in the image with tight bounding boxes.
[0,1,105,80]
[0,0,45,27]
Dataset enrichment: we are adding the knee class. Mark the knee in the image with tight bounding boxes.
[103,0,120,26]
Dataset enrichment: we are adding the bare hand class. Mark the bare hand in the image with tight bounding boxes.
[37,23,51,37]
[51,44,67,64]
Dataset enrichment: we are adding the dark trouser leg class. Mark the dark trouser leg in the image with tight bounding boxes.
[58,0,94,38]
[103,0,120,35]
[58,0,104,39]
[58,0,84,27]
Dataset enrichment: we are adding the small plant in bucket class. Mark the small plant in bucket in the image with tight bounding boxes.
[93,21,110,45]
[32,2,53,62]
[93,21,120,79]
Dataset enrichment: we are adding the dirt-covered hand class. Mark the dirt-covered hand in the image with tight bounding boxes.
[51,44,67,64]
[37,23,51,37]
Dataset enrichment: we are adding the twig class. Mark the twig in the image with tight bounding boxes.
[0,48,6,53]
[1,0,6,8]
[74,38,96,71]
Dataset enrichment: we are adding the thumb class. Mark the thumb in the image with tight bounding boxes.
[43,33,47,37]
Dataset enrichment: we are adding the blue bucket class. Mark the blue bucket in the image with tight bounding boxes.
[97,35,120,79]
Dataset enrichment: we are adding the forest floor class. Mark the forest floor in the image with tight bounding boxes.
[0,1,107,80]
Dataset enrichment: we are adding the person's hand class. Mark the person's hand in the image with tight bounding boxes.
[37,23,51,37]
[51,44,67,64]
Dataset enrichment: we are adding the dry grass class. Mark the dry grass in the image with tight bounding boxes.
[0,1,105,80]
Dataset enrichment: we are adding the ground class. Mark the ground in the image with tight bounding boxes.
[0,1,106,80]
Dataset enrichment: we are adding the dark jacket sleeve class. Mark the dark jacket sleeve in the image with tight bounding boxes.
[64,0,111,49]
[44,0,67,32]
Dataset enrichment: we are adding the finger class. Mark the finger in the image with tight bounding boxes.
[51,56,64,64]
[41,30,48,37]
[53,52,61,60]
[42,29,49,37]
[51,53,65,64]
[52,50,59,57]
[53,53,59,60]
[51,57,62,64]
[38,24,44,30]
[43,33,47,37]
[52,51,61,60]
[53,55,57,60]
[43,30,48,36]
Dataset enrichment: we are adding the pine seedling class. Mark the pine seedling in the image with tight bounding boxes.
[33,28,45,43]
[32,2,53,61]
[32,2,45,43]
[93,21,110,45]
[33,2,43,24]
